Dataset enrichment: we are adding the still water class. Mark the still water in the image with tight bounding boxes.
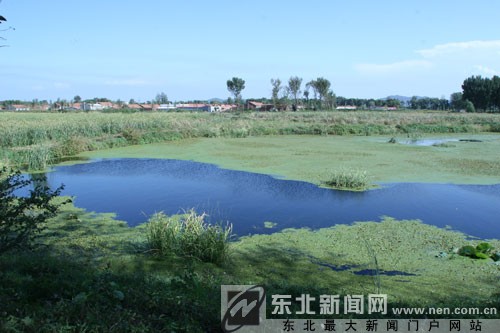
[42,158,500,239]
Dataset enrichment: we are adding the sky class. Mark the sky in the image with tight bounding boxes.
[1,0,500,102]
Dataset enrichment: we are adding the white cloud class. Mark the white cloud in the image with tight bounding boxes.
[355,39,500,78]
[355,60,432,75]
[417,40,500,58]
[474,65,499,76]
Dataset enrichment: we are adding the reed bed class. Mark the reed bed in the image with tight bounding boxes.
[1,110,499,170]
[145,210,232,264]
[325,168,369,190]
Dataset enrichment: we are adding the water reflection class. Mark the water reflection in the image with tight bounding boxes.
[44,158,500,239]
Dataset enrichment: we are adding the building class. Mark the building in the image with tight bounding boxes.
[126,103,158,111]
[81,103,105,111]
[157,103,176,111]
[176,103,211,111]
[6,104,30,111]
[246,101,274,111]
[336,105,357,111]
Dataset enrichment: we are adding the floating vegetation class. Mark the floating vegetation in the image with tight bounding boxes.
[264,221,278,229]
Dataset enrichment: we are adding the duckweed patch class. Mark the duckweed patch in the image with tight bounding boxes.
[264,221,278,229]
[82,134,500,185]
[231,217,500,308]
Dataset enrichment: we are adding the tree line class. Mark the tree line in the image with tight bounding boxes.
[456,75,500,112]
[227,76,337,110]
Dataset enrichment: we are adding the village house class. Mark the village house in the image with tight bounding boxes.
[6,104,30,111]
[28,103,51,111]
[126,103,159,111]
[246,101,274,111]
[336,105,357,111]
[157,103,176,111]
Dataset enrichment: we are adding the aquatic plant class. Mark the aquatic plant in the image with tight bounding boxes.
[325,168,369,190]
[145,209,232,264]
[458,242,495,260]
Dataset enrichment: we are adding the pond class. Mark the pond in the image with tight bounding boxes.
[40,158,500,239]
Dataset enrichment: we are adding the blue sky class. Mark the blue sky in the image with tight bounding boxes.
[1,0,500,102]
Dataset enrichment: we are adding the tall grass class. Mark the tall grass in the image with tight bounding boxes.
[325,168,369,190]
[145,210,232,264]
[1,110,500,170]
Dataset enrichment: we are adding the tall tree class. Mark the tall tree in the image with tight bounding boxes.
[155,92,169,104]
[226,77,245,107]
[325,90,336,110]
[288,76,303,111]
[303,89,310,108]
[73,95,82,103]
[270,78,282,110]
[314,77,331,110]
[462,75,492,111]
[491,75,500,111]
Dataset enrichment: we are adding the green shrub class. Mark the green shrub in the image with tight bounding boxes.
[0,167,70,253]
[465,100,476,113]
[325,168,369,190]
[145,210,232,264]
[458,242,495,260]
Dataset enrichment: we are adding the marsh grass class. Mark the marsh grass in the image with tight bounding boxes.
[2,110,500,170]
[325,168,369,190]
[9,143,55,170]
[146,210,232,264]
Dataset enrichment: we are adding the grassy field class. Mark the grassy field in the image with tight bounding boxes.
[2,110,500,331]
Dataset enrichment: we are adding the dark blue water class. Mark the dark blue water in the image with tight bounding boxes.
[41,158,500,239]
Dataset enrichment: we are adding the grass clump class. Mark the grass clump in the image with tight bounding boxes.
[146,209,232,264]
[325,168,369,190]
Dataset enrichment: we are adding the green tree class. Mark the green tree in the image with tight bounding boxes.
[491,75,500,111]
[226,77,245,107]
[314,77,331,110]
[288,76,303,111]
[270,78,282,110]
[385,98,401,108]
[462,75,492,111]
[73,95,82,103]
[0,168,69,253]
[325,90,336,110]
[303,89,310,109]
[450,92,466,111]
[465,100,476,113]
[155,92,169,104]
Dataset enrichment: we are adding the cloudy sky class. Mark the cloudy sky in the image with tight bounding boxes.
[1,0,500,102]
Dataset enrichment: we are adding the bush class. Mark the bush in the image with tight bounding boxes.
[465,100,476,113]
[0,167,69,253]
[458,242,495,260]
[325,168,369,190]
[146,210,232,264]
